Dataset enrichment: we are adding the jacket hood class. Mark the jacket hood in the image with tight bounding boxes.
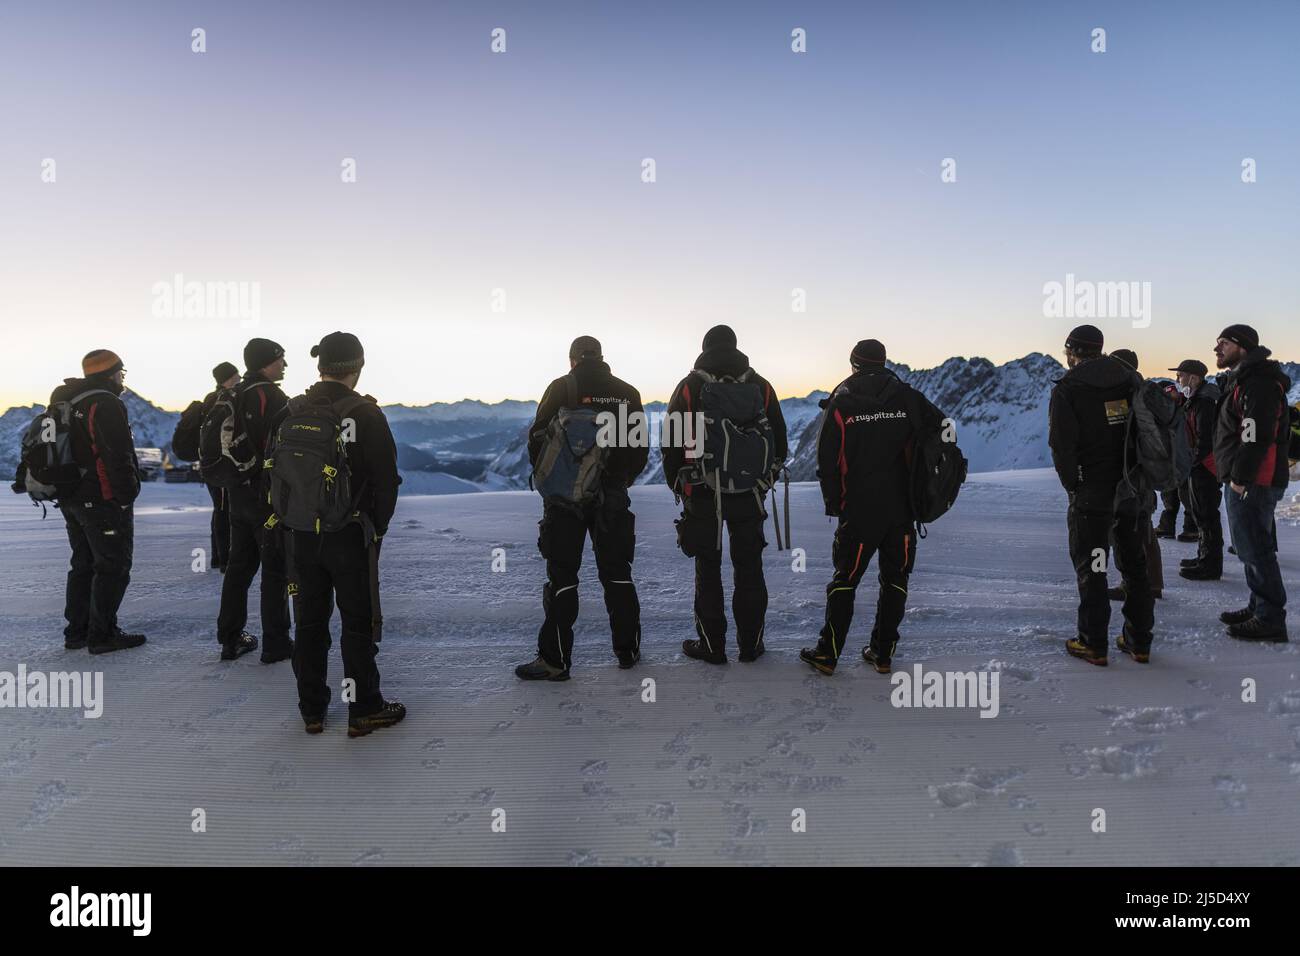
[53,375,121,401]
[1057,354,1135,391]
[834,367,905,408]
[693,345,750,379]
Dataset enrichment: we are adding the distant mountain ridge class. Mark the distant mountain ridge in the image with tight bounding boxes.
[3,356,1297,494]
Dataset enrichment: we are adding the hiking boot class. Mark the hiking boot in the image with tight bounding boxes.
[514,656,570,681]
[261,639,294,664]
[220,632,258,661]
[1116,628,1150,664]
[348,700,407,738]
[1226,617,1289,643]
[799,646,837,675]
[64,636,87,650]
[1065,637,1108,666]
[1154,525,1175,540]
[616,648,640,669]
[682,639,726,665]
[862,646,892,674]
[1179,564,1222,581]
[303,713,325,735]
[88,628,147,655]
[1180,557,1201,568]
[738,638,766,663]
[1219,607,1254,626]
[1176,530,1200,543]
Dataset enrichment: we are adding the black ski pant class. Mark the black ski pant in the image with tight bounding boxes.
[217,482,290,651]
[535,485,640,670]
[1068,481,1155,652]
[675,490,768,655]
[818,518,915,662]
[1188,466,1224,569]
[62,499,133,647]
[1157,485,1197,535]
[208,484,230,570]
[288,524,383,720]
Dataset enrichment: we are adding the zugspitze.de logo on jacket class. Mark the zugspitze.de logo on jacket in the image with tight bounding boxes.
[846,409,908,425]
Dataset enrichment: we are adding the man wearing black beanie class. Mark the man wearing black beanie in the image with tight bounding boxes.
[799,339,946,676]
[1212,325,1291,641]
[1049,326,1156,665]
[663,326,788,665]
[273,332,405,736]
[212,337,292,663]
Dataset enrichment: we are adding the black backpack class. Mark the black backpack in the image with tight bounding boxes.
[171,399,206,462]
[13,388,113,502]
[199,381,272,487]
[693,373,776,495]
[265,394,368,533]
[907,392,967,535]
[1123,376,1180,495]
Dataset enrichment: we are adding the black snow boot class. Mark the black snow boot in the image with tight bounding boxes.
[1179,563,1221,581]
[799,645,837,675]
[1226,617,1288,643]
[220,632,258,661]
[616,648,640,669]
[682,639,726,665]
[261,638,294,664]
[89,628,147,655]
[348,700,407,738]
[515,656,570,681]
[738,637,766,663]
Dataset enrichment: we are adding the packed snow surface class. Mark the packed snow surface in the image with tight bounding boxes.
[1,469,1298,865]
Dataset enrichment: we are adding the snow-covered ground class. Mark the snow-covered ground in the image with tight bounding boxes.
[1,470,1298,866]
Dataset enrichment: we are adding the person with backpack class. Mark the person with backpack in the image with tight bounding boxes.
[1155,381,1198,542]
[663,325,787,665]
[270,332,405,736]
[1212,325,1291,642]
[1172,359,1225,582]
[516,335,648,680]
[21,351,147,653]
[1048,327,1158,666]
[172,361,240,573]
[1105,350,1165,604]
[209,338,292,662]
[799,339,947,676]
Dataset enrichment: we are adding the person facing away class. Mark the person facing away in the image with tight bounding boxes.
[662,324,787,665]
[54,349,147,654]
[1154,380,1197,541]
[1048,326,1155,666]
[1104,349,1163,603]
[799,338,943,676]
[1170,358,1224,582]
[1211,324,1291,642]
[515,335,649,681]
[215,338,292,663]
[172,361,241,572]
[282,331,405,737]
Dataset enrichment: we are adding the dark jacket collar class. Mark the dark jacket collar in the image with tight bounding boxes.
[1056,354,1134,389]
[693,345,750,379]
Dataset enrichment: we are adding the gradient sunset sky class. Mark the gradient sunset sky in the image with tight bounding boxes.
[1,0,1296,410]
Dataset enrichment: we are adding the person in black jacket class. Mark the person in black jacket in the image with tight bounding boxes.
[55,350,147,654]
[173,362,240,572]
[1105,350,1164,603]
[663,325,787,665]
[1155,381,1197,541]
[1212,325,1291,641]
[286,332,405,737]
[1048,326,1155,666]
[216,338,292,662]
[1171,359,1224,581]
[516,336,649,680]
[800,339,943,676]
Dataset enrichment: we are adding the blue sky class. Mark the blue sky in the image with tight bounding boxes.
[1,0,1295,409]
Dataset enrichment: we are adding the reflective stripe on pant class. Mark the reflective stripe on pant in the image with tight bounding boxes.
[818,519,915,661]
[536,487,641,669]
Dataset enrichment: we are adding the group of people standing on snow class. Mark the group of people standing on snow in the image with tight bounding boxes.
[1049,322,1292,666]
[13,320,1294,737]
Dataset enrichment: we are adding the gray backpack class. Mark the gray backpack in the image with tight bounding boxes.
[1124,375,1180,494]
[532,375,610,509]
